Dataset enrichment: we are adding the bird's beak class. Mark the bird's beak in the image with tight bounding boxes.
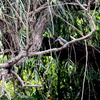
[54,39,59,42]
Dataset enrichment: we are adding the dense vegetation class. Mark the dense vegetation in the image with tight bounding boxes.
[0,0,100,100]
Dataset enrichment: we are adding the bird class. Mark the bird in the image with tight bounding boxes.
[55,36,68,46]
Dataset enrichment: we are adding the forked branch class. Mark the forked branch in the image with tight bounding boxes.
[11,70,42,88]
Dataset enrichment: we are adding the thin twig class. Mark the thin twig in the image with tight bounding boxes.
[0,75,4,97]
[48,1,54,35]
[53,12,84,37]
[81,40,88,100]
[7,0,26,28]
[75,0,96,100]
[0,28,96,68]
[0,0,96,69]
[4,89,11,100]
[11,70,42,88]
[28,2,48,16]
[26,0,30,44]
[76,0,88,11]
[3,14,17,20]
[0,18,12,28]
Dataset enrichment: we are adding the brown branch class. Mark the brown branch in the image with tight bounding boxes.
[11,70,42,88]
[7,0,26,28]
[0,18,12,28]
[0,75,5,97]
[28,2,48,16]
[53,12,84,36]
[4,89,11,100]
[0,51,26,68]
[28,29,95,57]
[75,1,96,100]
[76,0,88,11]
[0,2,96,69]
[0,69,11,99]
[0,49,18,55]
[81,40,88,100]
[26,0,31,44]
[0,69,8,80]
[0,26,96,68]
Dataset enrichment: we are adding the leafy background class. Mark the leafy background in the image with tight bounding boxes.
[0,0,100,100]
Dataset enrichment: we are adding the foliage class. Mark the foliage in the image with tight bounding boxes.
[0,0,100,100]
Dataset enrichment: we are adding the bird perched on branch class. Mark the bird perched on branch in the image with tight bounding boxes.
[55,36,68,46]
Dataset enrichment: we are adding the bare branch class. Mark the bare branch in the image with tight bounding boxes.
[28,2,48,16]
[0,69,8,80]
[0,75,5,97]
[81,40,88,100]
[29,29,95,57]
[3,14,17,20]
[75,1,96,100]
[0,51,26,68]
[0,26,96,68]
[0,19,12,28]
[0,49,18,55]
[76,0,88,11]
[0,72,11,99]
[11,70,42,88]
[0,0,96,70]
[26,0,31,44]
[7,0,26,28]
[0,69,11,99]
[53,12,84,36]
[4,89,11,100]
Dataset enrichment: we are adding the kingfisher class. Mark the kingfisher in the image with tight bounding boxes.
[55,36,68,46]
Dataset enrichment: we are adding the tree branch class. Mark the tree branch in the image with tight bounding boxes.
[28,2,48,16]
[0,19,12,29]
[7,0,26,28]
[0,26,96,68]
[75,1,96,100]
[76,0,88,11]
[0,69,8,80]
[0,69,12,99]
[11,70,42,88]
[0,49,18,55]
[0,51,26,68]
[0,75,5,97]
[0,0,96,69]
